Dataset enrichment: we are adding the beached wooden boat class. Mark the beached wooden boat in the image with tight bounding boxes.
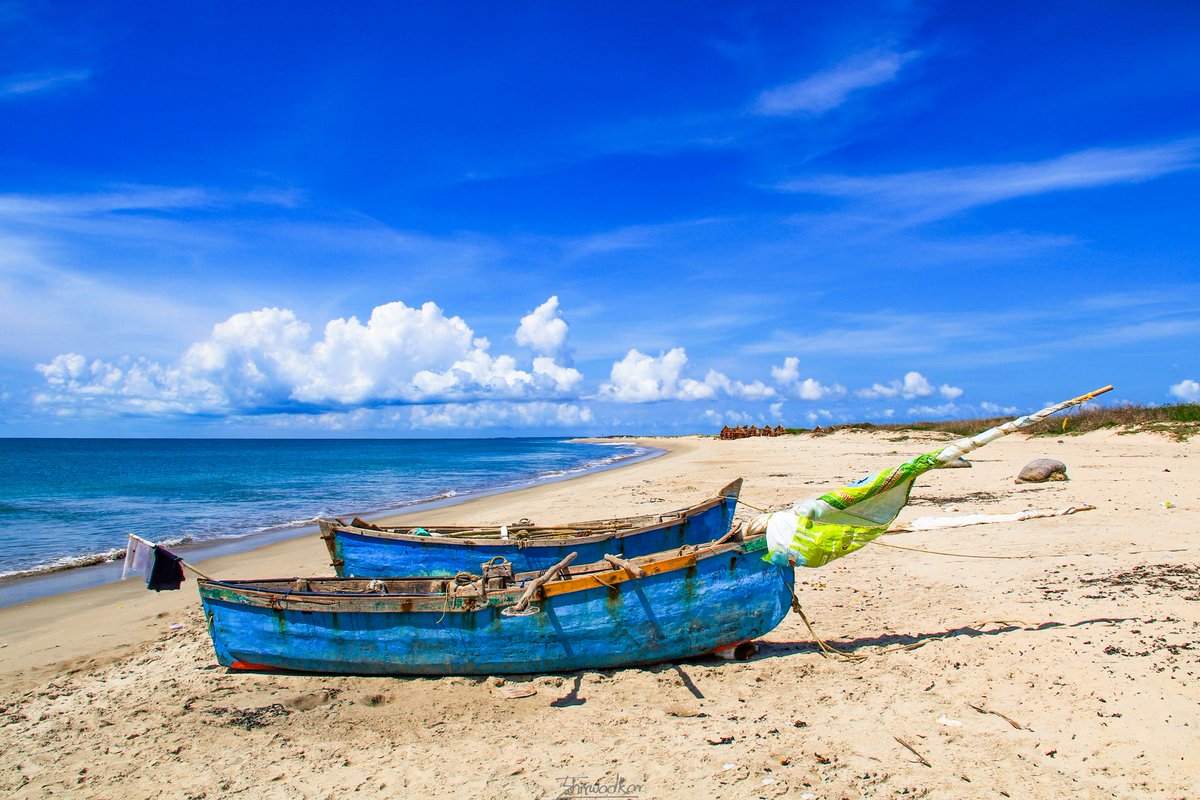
[198,529,791,675]
[319,478,742,577]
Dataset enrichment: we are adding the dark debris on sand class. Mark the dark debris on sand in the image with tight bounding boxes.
[207,703,291,730]
[1080,564,1200,602]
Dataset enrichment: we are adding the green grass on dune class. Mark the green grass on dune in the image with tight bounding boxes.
[785,403,1200,441]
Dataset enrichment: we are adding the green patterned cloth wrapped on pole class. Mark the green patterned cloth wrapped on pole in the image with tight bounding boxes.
[756,385,1113,568]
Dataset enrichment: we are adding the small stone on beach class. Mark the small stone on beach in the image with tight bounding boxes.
[664,703,705,717]
[1016,458,1068,483]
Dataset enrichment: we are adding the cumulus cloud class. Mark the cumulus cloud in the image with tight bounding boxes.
[601,348,776,403]
[37,353,218,416]
[856,371,962,400]
[939,384,964,400]
[770,357,845,400]
[515,296,571,361]
[35,298,583,416]
[531,357,584,394]
[770,357,801,384]
[601,348,713,402]
[703,371,777,401]
[1169,379,1200,402]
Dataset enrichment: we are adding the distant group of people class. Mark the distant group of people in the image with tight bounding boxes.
[717,424,787,440]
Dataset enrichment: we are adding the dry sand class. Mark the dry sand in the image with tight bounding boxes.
[0,430,1196,799]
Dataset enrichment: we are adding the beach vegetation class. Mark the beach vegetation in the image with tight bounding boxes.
[783,403,1200,441]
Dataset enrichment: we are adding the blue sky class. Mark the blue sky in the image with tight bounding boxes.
[2,1,1198,436]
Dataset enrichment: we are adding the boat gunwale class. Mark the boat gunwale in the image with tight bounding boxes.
[199,534,763,613]
[321,477,743,548]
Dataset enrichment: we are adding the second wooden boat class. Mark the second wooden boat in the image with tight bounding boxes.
[319,478,742,577]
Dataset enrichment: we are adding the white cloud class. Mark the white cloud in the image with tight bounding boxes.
[1,69,91,98]
[856,371,960,400]
[247,401,597,432]
[770,357,800,384]
[703,370,777,401]
[754,50,916,116]
[531,357,584,394]
[1169,379,1200,402]
[794,378,842,401]
[295,302,541,404]
[515,296,571,361]
[769,402,784,420]
[806,409,833,425]
[779,140,1200,222]
[770,357,845,400]
[35,299,584,416]
[907,402,962,418]
[600,348,714,402]
[409,401,593,430]
[980,401,1018,415]
[939,384,964,400]
[601,349,778,403]
[37,353,214,415]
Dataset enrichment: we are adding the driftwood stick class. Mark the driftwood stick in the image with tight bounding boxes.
[603,553,648,578]
[510,552,578,612]
[893,736,932,767]
[968,703,1028,730]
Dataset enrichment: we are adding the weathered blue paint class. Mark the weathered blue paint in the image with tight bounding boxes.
[327,480,741,577]
[198,539,792,675]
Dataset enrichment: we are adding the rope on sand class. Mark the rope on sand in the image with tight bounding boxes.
[783,571,1038,662]
[872,541,1033,560]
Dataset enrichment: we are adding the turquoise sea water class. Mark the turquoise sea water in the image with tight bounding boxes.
[0,438,650,582]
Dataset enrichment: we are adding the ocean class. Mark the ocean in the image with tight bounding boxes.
[0,438,652,598]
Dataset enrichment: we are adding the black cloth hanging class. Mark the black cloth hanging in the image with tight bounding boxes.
[148,546,186,591]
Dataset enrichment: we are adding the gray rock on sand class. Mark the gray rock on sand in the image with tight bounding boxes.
[1016,458,1068,483]
[939,457,972,469]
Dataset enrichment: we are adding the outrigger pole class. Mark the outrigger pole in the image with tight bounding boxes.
[931,385,1114,464]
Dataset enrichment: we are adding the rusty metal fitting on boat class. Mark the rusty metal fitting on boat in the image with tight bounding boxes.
[481,557,515,593]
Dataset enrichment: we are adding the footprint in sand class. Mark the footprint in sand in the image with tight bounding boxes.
[286,690,338,711]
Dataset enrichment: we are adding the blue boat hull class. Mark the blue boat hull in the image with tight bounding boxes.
[199,538,791,676]
[325,480,741,577]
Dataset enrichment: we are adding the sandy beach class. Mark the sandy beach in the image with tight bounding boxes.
[0,429,1196,799]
